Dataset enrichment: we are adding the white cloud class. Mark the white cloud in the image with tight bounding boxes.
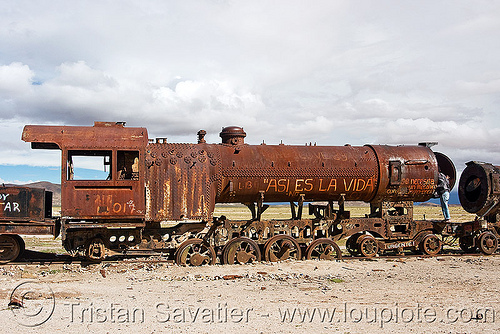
[284,116,334,140]
[53,61,117,89]
[453,78,500,97]
[0,62,34,97]
[0,0,499,176]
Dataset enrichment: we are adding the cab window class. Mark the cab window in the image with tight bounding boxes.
[117,151,139,180]
[67,150,112,180]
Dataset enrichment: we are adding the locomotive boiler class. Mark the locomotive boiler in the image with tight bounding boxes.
[21,122,464,263]
[146,126,456,220]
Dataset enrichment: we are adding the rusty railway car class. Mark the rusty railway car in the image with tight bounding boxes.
[18,121,499,265]
[0,186,59,263]
[455,161,500,254]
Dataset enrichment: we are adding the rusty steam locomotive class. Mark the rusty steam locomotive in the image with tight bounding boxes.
[0,121,498,264]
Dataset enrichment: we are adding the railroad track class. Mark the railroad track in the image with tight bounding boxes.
[3,249,499,267]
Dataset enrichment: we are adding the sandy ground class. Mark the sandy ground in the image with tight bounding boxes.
[0,254,499,334]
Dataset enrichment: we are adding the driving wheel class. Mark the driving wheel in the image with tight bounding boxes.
[263,235,301,262]
[175,238,216,266]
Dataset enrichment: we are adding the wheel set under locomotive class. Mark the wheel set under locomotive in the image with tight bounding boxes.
[0,122,498,265]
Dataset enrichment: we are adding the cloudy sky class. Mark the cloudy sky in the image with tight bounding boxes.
[1,0,499,185]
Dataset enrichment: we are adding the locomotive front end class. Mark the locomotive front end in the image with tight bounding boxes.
[367,145,455,204]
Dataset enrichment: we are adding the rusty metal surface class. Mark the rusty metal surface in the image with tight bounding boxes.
[22,121,148,150]
[459,161,500,217]
[23,123,453,223]
[216,143,440,206]
[145,143,220,221]
[144,126,452,222]
[217,144,378,203]
[0,186,51,221]
[0,222,57,236]
[0,186,57,242]
[368,145,440,203]
[458,161,500,254]
[23,122,148,221]
[63,183,144,219]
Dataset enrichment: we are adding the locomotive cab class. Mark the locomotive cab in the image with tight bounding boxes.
[22,122,149,223]
[63,149,143,219]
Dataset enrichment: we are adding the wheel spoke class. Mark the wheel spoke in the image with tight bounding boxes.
[264,235,301,262]
[222,237,261,264]
[477,232,498,255]
[0,235,21,264]
[358,235,379,258]
[176,238,216,266]
[305,238,342,261]
[420,234,442,256]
